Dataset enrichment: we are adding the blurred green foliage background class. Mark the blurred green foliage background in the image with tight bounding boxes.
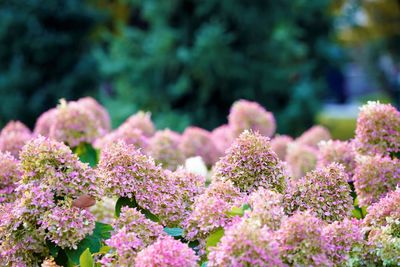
[0,0,399,136]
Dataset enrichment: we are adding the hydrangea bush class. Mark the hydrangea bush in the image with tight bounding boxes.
[1,98,399,266]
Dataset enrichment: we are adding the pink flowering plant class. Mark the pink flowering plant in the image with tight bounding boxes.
[1,98,400,266]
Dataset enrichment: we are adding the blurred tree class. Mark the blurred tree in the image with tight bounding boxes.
[0,0,102,128]
[334,0,400,106]
[95,0,335,135]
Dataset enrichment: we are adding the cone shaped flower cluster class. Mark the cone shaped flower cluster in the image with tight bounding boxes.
[134,236,199,267]
[228,99,276,138]
[183,181,244,241]
[318,140,356,180]
[284,163,353,222]
[147,129,185,170]
[0,152,21,203]
[123,111,155,137]
[277,211,332,266]
[353,154,400,206]
[179,127,219,166]
[270,135,293,161]
[213,130,287,193]
[0,136,101,265]
[208,219,284,267]
[296,125,331,148]
[211,124,235,156]
[0,121,32,158]
[102,207,165,265]
[49,99,108,147]
[245,188,286,230]
[355,101,400,156]
[285,142,318,179]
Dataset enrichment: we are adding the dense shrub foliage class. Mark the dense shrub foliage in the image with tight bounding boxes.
[0,0,101,128]
[0,98,400,266]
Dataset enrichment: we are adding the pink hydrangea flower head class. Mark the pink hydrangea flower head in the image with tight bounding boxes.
[213,130,287,194]
[105,231,143,265]
[77,97,111,135]
[0,152,21,203]
[167,167,206,226]
[323,218,366,265]
[41,257,61,267]
[147,129,185,170]
[0,220,47,267]
[183,180,244,241]
[318,140,356,181]
[364,188,400,228]
[270,135,293,161]
[208,219,284,267]
[367,217,400,265]
[296,125,331,148]
[1,121,30,134]
[34,108,57,137]
[112,207,165,245]
[277,211,332,266]
[228,99,276,138]
[0,188,54,266]
[49,99,101,147]
[123,111,155,137]
[13,181,56,220]
[285,142,318,179]
[19,136,102,199]
[355,101,400,156]
[94,127,148,152]
[179,126,219,166]
[134,236,198,267]
[353,154,400,206]
[211,124,235,155]
[97,139,160,197]
[39,206,95,249]
[245,188,286,230]
[0,121,32,158]
[98,141,189,226]
[284,163,353,222]
[106,207,165,265]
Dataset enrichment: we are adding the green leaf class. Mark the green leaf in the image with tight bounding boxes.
[352,197,367,219]
[79,248,94,267]
[93,222,113,240]
[226,204,251,217]
[188,240,199,248]
[201,261,208,267]
[141,208,160,223]
[242,203,251,211]
[164,227,183,237]
[65,222,112,265]
[390,151,400,159]
[361,206,368,218]
[352,209,362,219]
[354,197,359,207]
[99,246,111,254]
[73,143,98,167]
[53,248,69,266]
[65,236,100,265]
[206,228,224,253]
[115,197,138,217]
[227,206,244,217]
[46,240,60,258]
